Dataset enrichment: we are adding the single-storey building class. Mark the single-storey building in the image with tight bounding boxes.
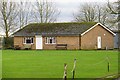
[13,22,115,50]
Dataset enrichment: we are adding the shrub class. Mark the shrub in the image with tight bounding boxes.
[2,37,14,49]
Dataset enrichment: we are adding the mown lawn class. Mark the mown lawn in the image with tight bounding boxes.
[0,50,2,79]
[2,50,118,78]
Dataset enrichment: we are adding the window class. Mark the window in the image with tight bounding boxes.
[23,37,33,44]
[45,37,56,44]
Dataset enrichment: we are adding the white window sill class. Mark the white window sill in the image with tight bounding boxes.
[45,43,56,44]
[23,43,34,44]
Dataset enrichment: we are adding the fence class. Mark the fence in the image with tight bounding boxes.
[63,57,111,80]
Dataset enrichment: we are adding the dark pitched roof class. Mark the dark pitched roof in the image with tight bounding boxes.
[13,22,98,36]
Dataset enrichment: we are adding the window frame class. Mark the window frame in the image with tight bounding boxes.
[23,37,34,44]
[45,37,56,44]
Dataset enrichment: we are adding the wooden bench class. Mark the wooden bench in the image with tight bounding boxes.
[56,44,67,50]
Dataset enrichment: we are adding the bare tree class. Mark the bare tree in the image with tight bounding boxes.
[0,1,18,37]
[17,1,32,29]
[32,0,60,23]
[107,0,120,29]
[73,3,97,22]
[107,0,119,15]
[73,3,109,25]
[96,5,108,25]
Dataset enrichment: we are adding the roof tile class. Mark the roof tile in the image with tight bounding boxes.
[14,22,97,36]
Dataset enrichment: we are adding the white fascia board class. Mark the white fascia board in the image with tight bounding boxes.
[81,23,116,36]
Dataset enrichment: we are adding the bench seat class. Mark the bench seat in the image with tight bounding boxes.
[56,44,67,50]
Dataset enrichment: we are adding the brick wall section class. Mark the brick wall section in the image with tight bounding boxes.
[14,36,23,49]
[33,37,36,49]
[14,36,36,49]
[57,36,80,50]
[81,25,114,49]
[43,36,80,50]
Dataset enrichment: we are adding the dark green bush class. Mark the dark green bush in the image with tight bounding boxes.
[2,37,14,49]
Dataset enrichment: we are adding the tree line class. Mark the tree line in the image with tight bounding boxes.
[0,0,119,38]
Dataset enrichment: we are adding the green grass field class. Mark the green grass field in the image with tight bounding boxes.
[2,50,118,78]
[0,50,2,79]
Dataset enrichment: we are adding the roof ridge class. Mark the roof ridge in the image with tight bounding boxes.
[25,22,97,25]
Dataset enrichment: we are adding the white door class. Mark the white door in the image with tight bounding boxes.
[36,35,43,49]
[97,36,101,49]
